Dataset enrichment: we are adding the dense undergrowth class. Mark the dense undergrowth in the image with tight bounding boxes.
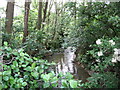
[0,1,120,88]
[0,42,82,89]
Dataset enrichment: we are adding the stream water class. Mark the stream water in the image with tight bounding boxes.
[45,47,90,82]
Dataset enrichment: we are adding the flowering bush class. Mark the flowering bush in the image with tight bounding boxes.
[80,37,120,88]
[91,38,120,71]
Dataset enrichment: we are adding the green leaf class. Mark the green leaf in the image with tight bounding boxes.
[31,72,39,78]
[58,72,64,77]
[41,65,44,68]
[33,57,38,60]
[13,61,18,67]
[23,75,28,79]
[9,77,15,85]
[24,53,29,57]
[39,69,44,73]
[14,68,19,72]
[65,72,73,79]
[43,82,50,88]
[22,82,27,86]
[4,42,8,46]
[24,66,32,71]
[51,77,58,83]
[17,78,24,83]
[69,80,78,88]
[31,62,36,69]
[3,76,9,81]
[41,74,50,81]
[48,72,54,77]
[7,47,12,52]
[13,52,18,56]
[15,84,20,88]
[20,52,24,57]
[0,72,2,76]
[21,64,27,67]
[0,51,3,55]
[62,80,68,87]
[3,70,11,75]
[11,65,15,69]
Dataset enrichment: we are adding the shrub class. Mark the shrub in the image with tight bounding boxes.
[84,72,119,88]
[0,42,55,88]
[0,42,81,89]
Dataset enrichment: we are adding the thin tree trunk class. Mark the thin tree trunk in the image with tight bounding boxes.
[47,0,53,19]
[52,2,58,40]
[5,1,15,43]
[5,1,15,34]
[0,17,2,47]
[42,0,48,29]
[22,0,31,43]
[43,0,48,22]
[74,1,76,27]
[37,0,42,30]
[44,0,54,49]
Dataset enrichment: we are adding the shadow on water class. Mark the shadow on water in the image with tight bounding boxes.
[45,47,90,83]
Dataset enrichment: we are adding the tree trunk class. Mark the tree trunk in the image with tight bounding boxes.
[22,0,31,43]
[74,2,76,26]
[0,17,2,47]
[5,1,15,34]
[37,0,42,30]
[5,1,15,43]
[52,2,58,40]
[42,0,48,29]
[43,0,48,22]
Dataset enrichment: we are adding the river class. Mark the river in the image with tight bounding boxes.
[45,47,90,83]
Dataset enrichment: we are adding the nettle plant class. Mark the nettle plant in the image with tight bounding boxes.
[0,42,81,89]
[87,38,118,71]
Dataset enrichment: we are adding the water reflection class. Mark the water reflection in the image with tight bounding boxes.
[45,47,90,82]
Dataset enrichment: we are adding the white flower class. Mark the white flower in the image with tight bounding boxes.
[117,57,120,61]
[96,39,102,45]
[111,58,117,63]
[96,59,100,62]
[114,48,119,55]
[109,40,113,43]
[42,22,46,25]
[112,42,115,45]
[114,48,118,52]
[109,40,115,45]
[97,51,103,56]
[114,51,119,55]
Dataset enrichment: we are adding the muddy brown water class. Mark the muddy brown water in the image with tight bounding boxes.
[45,47,90,83]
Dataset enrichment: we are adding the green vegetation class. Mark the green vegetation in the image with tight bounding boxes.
[0,1,120,89]
[1,42,81,88]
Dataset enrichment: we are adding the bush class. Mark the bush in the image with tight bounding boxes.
[41,72,83,88]
[0,42,81,89]
[1,42,55,88]
[84,72,119,88]
[80,38,120,88]
[85,38,120,71]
